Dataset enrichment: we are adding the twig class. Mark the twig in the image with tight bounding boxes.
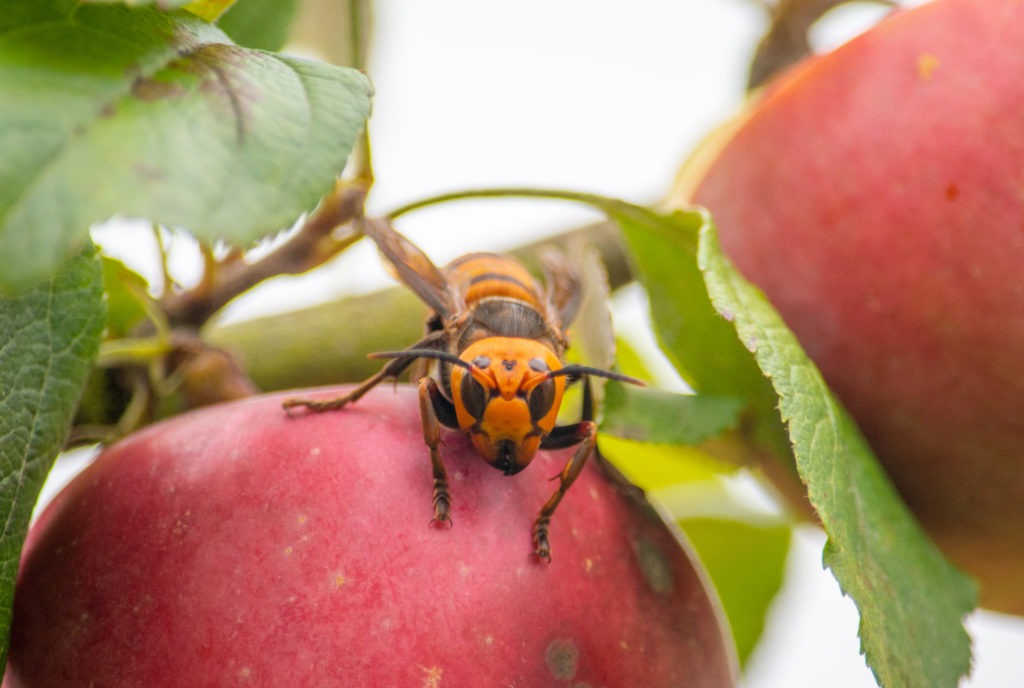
[160,181,369,328]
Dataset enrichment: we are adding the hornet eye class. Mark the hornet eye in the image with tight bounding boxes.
[460,373,488,420]
[528,378,556,423]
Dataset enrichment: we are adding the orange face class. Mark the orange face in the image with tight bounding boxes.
[449,337,567,475]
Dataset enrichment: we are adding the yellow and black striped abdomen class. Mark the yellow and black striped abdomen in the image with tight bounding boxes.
[446,253,546,312]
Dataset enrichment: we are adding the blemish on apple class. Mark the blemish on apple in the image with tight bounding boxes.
[545,638,579,680]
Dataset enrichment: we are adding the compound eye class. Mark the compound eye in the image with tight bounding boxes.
[460,373,489,420]
[527,378,556,423]
[528,357,550,373]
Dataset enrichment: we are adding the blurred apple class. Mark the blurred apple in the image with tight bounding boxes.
[674,0,1024,611]
[4,386,736,687]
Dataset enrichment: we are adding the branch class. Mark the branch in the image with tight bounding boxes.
[161,181,368,327]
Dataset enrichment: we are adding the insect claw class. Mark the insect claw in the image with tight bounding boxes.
[282,392,362,416]
[281,398,314,415]
[431,488,452,528]
[532,517,552,562]
[430,503,453,529]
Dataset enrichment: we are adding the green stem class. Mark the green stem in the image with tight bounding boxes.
[346,0,371,70]
[347,0,374,184]
[97,337,171,368]
[385,187,701,254]
[385,187,624,221]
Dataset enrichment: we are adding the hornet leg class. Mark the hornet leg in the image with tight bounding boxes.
[282,332,444,413]
[418,377,456,526]
[533,419,598,561]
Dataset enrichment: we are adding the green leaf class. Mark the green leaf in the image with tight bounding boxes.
[599,436,737,490]
[679,517,790,668]
[601,382,744,446]
[217,0,300,51]
[610,207,764,397]
[612,206,790,459]
[0,0,372,292]
[83,0,237,20]
[611,335,657,383]
[694,217,976,687]
[82,0,193,9]
[101,256,151,338]
[0,246,106,669]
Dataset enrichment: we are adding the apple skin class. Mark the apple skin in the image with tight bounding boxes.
[4,386,737,687]
[678,0,1024,611]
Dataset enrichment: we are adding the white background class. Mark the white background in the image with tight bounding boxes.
[81,1,1024,686]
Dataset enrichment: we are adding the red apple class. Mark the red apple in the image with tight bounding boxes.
[675,0,1024,611]
[4,386,736,686]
